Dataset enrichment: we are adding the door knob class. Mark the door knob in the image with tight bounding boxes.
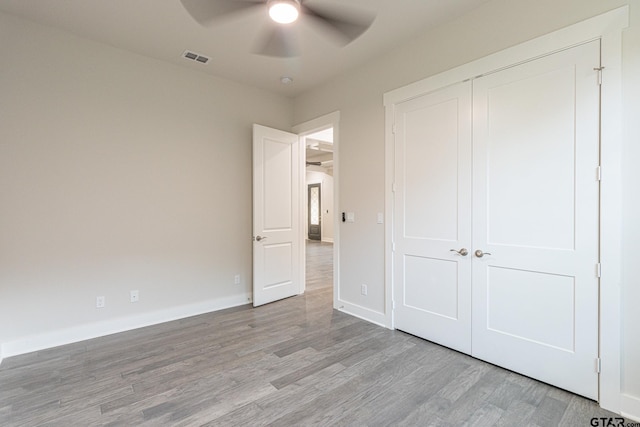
[255,235,267,242]
[450,248,468,256]
[474,249,491,258]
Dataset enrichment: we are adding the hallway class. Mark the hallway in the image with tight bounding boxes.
[305,240,333,293]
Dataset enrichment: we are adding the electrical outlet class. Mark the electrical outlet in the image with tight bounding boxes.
[96,296,105,308]
[361,284,368,296]
[130,290,139,303]
[234,274,241,285]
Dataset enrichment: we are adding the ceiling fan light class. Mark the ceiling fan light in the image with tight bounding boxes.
[268,0,299,24]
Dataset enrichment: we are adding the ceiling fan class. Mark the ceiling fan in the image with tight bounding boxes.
[180,0,375,57]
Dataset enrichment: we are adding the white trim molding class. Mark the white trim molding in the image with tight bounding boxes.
[597,6,627,414]
[384,6,628,415]
[622,394,640,422]
[337,301,387,329]
[1,293,251,359]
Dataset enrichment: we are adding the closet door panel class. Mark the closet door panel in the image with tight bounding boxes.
[393,81,472,354]
[472,40,600,399]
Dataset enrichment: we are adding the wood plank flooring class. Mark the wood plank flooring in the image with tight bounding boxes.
[0,241,629,426]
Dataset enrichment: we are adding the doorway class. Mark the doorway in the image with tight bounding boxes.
[252,113,339,307]
[303,127,335,295]
[292,111,340,308]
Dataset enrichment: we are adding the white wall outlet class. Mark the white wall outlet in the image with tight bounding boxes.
[361,284,368,296]
[377,213,384,224]
[234,274,241,285]
[130,290,139,303]
[96,296,105,308]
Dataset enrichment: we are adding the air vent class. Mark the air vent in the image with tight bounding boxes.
[182,50,210,64]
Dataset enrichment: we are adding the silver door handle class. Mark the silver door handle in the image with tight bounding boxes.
[255,235,267,242]
[474,249,492,258]
[450,248,468,256]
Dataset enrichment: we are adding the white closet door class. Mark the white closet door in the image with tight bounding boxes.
[471,40,600,399]
[393,81,473,354]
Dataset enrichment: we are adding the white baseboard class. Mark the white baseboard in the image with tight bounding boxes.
[321,238,334,243]
[622,393,640,422]
[1,293,252,359]
[335,299,389,328]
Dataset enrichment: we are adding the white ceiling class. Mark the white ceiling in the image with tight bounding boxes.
[0,0,491,97]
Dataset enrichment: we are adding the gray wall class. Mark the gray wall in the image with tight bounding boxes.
[0,12,293,352]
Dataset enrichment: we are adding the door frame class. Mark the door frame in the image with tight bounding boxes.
[293,111,340,306]
[384,7,628,414]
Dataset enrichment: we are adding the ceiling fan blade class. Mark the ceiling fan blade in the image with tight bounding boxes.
[180,0,264,26]
[302,3,375,45]
[254,26,299,57]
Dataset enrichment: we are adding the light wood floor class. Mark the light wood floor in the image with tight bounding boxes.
[0,241,627,426]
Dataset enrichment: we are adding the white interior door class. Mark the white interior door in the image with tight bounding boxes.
[253,124,301,307]
[393,81,473,354]
[471,41,601,399]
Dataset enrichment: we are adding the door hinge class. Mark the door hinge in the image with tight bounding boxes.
[392,300,396,310]
[596,263,602,278]
[392,124,397,134]
[596,357,602,373]
[392,182,397,192]
[392,242,396,252]
[594,67,604,85]
[596,166,602,181]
